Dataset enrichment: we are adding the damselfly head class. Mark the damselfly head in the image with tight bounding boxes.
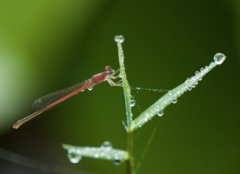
[105,65,115,74]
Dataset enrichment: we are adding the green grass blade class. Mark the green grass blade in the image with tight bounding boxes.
[62,142,129,165]
[130,53,226,131]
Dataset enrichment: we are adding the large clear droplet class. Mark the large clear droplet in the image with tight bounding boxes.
[114,35,124,43]
[67,149,82,164]
[101,141,112,151]
[214,53,226,65]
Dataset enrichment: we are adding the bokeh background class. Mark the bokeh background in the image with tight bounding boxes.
[0,1,239,174]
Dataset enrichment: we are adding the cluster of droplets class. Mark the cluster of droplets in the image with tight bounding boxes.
[131,53,226,131]
[155,91,176,119]
[102,141,124,165]
[131,86,169,93]
[157,53,226,116]
[163,53,226,106]
[167,90,178,104]
[136,104,165,128]
[184,53,226,92]
[66,141,127,165]
[129,87,171,119]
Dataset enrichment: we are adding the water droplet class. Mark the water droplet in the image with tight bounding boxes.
[168,91,173,96]
[94,153,99,158]
[200,67,204,71]
[187,86,192,91]
[130,113,133,118]
[87,86,93,91]
[100,152,105,157]
[129,95,136,107]
[185,78,190,85]
[210,62,215,67]
[101,141,112,151]
[113,158,121,165]
[118,73,123,78]
[67,149,82,164]
[130,99,136,107]
[114,35,124,43]
[172,98,177,104]
[157,110,164,117]
[144,117,148,122]
[214,53,226,65]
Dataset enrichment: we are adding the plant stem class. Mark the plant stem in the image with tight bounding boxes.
[115,35,135,174]
[126,131,134,174]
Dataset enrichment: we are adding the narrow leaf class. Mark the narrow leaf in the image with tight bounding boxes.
[130,53,226,131]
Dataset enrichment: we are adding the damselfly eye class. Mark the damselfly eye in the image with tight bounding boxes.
[105,65,115,74]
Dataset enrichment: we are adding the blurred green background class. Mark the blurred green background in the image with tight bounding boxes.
[0,0,239,174]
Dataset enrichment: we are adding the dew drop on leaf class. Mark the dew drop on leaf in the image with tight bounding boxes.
[113,158,121,165]
[214,53,226,65]
[114,35,124,43]
[67,149,82,164]
[101,141,112,151]
[157,110,164,117]
[172,98,177,104]
[130,99,136,107]
[87,86,93,91]
[94,153,99,158]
